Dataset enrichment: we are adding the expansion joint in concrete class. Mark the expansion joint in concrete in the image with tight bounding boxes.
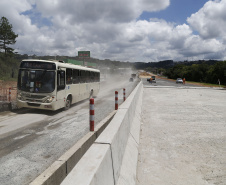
[95,142,111,145]
[110,144,116,185]
[130,132,138,145]
[66,161,68,175]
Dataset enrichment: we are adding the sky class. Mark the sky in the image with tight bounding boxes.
[0,0,226,62]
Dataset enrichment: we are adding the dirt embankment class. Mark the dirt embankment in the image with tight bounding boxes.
[0,80,17,88]
[138,72,152,78]
[0,80,17,102]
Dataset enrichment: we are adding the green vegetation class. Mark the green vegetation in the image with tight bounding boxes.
[186,81,226,88]
[164,61,226,85]
[0,17,18,56]
[0,16,19,81]
[0,53,20,81]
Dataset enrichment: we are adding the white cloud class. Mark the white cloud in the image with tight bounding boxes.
[0,0,32,32]
[139,0,170,12]
[187,0,226,39]
[0,0,226,62]
[182,35,224,56]
[35,0,170,24]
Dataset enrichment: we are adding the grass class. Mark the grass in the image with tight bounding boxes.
[186,81,226,88]
[146,74,226,88]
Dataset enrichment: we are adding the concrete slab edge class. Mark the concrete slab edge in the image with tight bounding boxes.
[30,110,117,185]
[112,82,143,183]
[117,84,143,185]
[60,81,143,185]
[116,134,139,185]
[61,144,115,185]
[93,82,142,183]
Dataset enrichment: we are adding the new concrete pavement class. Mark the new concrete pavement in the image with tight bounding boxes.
[137,82,226,185]
[60,78,225,185]
[16,76,225,185]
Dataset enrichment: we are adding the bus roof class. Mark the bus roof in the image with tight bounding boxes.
[21,59,100,72]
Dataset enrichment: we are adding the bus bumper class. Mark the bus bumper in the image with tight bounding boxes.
[17,100,61,111]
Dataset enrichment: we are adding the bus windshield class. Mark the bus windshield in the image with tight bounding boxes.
[18,69,55,93]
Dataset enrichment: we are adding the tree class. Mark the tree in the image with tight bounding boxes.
[0,17,18,56]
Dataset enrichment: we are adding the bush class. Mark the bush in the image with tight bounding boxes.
[0,53,20,81]
[165,61,226,85]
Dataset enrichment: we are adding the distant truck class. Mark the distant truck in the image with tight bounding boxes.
[131,74,136,78]
[147,76,156,83]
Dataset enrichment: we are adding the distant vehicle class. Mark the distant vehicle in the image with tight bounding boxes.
[131,74,136,78]
[176,78,183,84]
[151,76,156,83]
[129,78,134,82]
[147,76,156,83]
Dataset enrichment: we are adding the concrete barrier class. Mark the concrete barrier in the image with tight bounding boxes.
[30,110,116,185]
[61,81,143,185]
[117,83,143,185]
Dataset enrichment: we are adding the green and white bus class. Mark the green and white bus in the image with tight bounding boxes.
[17,59,100,110]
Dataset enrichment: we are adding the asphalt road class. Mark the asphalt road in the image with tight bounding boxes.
[142,76,198,87]
[0,74,138,185]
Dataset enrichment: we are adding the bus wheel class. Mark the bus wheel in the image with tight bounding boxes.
[65,98,71,110]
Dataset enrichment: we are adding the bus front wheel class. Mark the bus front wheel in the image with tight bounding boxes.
[65,97,71,110]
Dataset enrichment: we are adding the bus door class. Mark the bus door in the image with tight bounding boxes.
[57,70,66,108]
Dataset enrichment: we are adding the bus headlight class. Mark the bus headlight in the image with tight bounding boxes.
[17,93,22,100]
[45,96,54,103]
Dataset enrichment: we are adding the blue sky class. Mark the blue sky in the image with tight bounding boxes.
[21,5,52,28]
[140,0,209,24]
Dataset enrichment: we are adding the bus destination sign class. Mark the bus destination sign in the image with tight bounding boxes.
[20,61,56,70]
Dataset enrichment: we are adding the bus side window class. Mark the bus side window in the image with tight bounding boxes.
[57,70,65,90]
[66,68,73,84]
[96,72,99,82]
[73,69,79,84]
[87,71,90,83]
[97,72,100,82]
[94,72,100,82]
[93,72,96,82]
[80,70,85,83]
[90,72,94,82]
[94,72,97,82]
